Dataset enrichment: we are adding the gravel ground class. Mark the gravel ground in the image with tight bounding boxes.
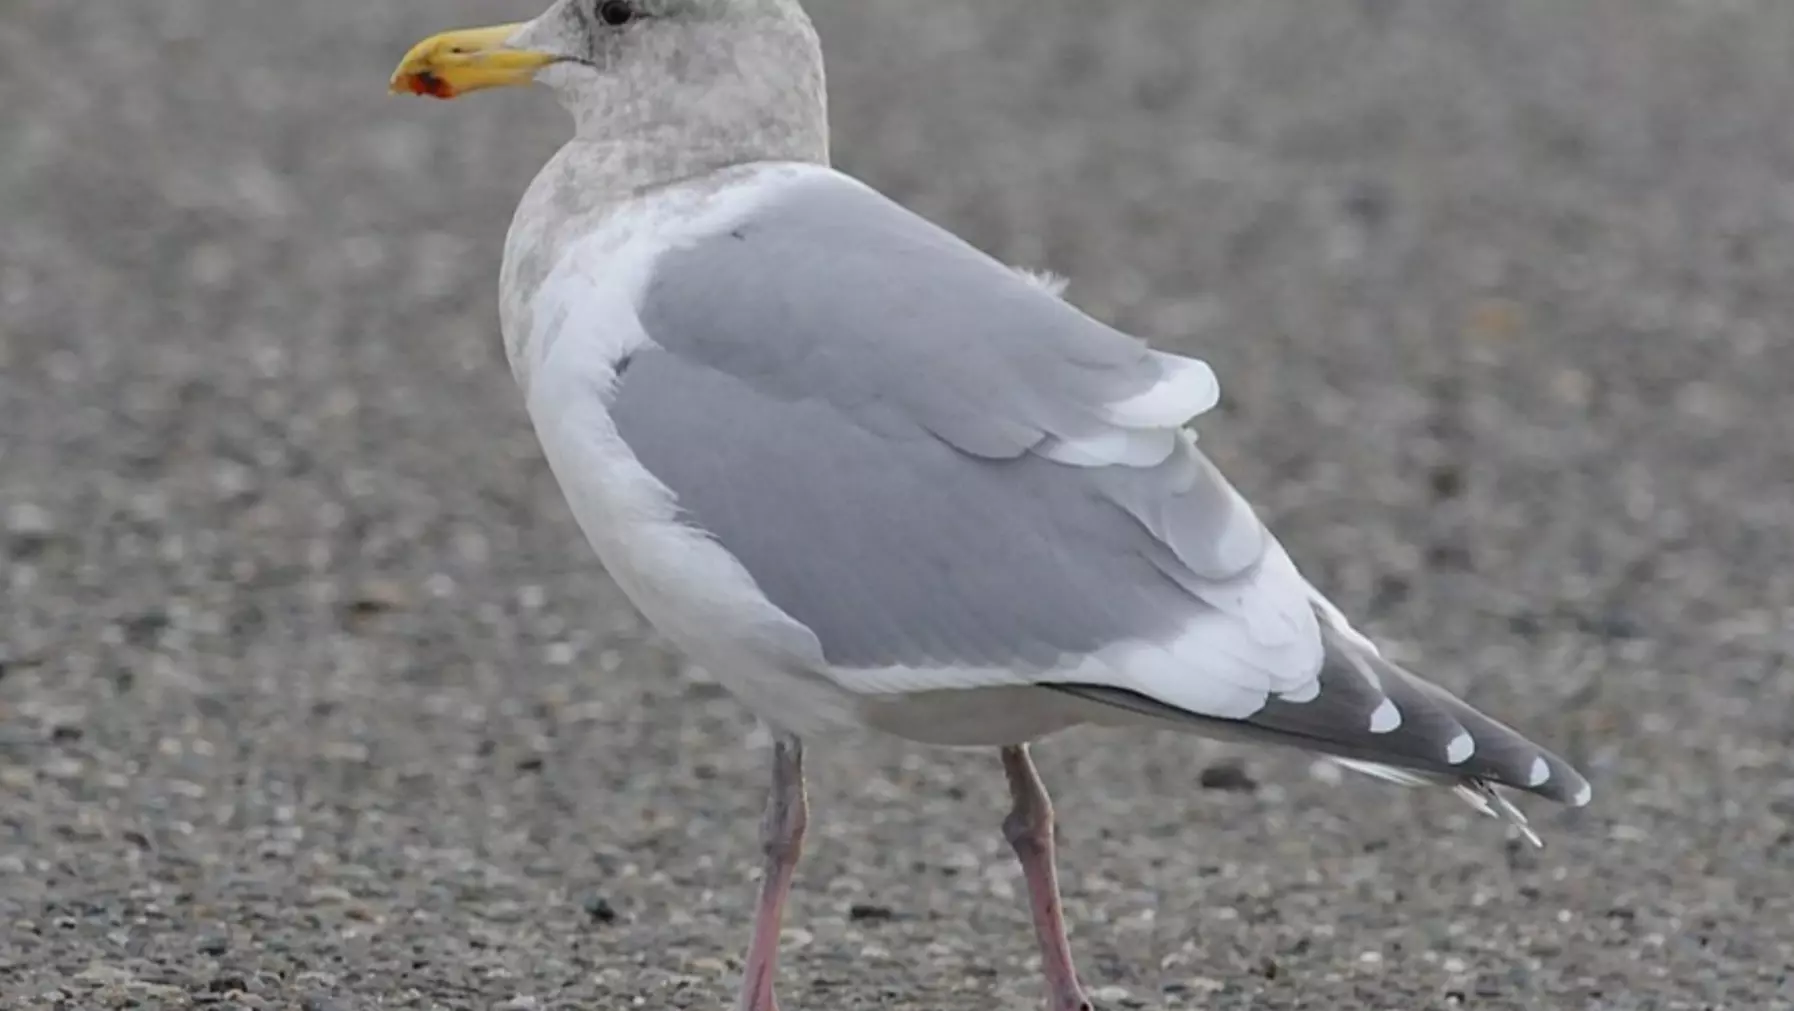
[4,1,1793,1008]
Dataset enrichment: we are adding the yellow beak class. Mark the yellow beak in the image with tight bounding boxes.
[389,23,559,99]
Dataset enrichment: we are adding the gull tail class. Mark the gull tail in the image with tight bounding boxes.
[1326,759,1548,847]
[1050,614,1591,845]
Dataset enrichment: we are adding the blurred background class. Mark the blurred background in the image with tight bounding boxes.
[3,0,1792,1007]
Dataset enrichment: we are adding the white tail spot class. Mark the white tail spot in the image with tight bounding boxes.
[1572,780,1593,807]
[1369,699,1401,734]
[1446,732,1475,764]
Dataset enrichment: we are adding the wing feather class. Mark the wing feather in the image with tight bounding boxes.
[526,166,1590,817]
[591,170,1322,721]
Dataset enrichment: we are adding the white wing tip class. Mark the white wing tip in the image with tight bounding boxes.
[1368,698,1402,734]
[1571,780,1593,807]
[1526,756,1551,787]
[1445,732,1475,765]
[1100,354,1220,428]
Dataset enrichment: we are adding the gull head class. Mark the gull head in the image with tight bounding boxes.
[389,0,813,102]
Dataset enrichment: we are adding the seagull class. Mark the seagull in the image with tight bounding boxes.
[389,3,1591,1008]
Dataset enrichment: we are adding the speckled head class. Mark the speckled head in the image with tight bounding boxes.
[392,0,832,385]
[389,0,827,158]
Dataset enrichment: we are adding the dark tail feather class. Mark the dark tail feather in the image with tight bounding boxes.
[1048,620,1592,832]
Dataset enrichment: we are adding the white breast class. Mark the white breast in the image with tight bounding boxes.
[506,161,866,735]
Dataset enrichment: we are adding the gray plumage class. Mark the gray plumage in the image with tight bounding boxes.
[610,173,1587,809]
[616,175,1252,670]
[392,1,1593,1006]
[404,0,1589,833]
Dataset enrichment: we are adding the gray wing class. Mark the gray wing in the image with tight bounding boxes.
[616,172,1315,713]
[611,344,1279,674]
[604,170,1587,806]
[637,173,1224,465]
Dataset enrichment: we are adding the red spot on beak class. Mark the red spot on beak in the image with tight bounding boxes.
[403,71,455,99]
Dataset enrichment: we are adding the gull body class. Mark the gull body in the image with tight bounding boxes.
[390,2,1592,1008]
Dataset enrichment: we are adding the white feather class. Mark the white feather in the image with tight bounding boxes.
[1098,352,1221,429]
[1369,698,1402,733]
[829,537,1322,733]
[1527,756,1551,786]
[1330,758,1431,787]
[515,165,867,736]
[1036,427,1178,467]
[1305,576,1383,657]
[1334,761,1549,848]
[1446,732,1476,764]
[1460,782,1544,848]
[1010,265,1071,297]
[1278,677,1321,703]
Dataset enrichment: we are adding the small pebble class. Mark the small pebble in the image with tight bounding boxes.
[1198,759,1258,793]
[583,894,618,924]
[6,502,54,539]
[74,964,134,985]
[207,974,248,994]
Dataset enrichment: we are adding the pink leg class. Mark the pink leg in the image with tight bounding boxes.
[737,736,807,1011]
[1001,745,1094,1011]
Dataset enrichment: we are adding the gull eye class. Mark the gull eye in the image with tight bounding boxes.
[598,1,636,26]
